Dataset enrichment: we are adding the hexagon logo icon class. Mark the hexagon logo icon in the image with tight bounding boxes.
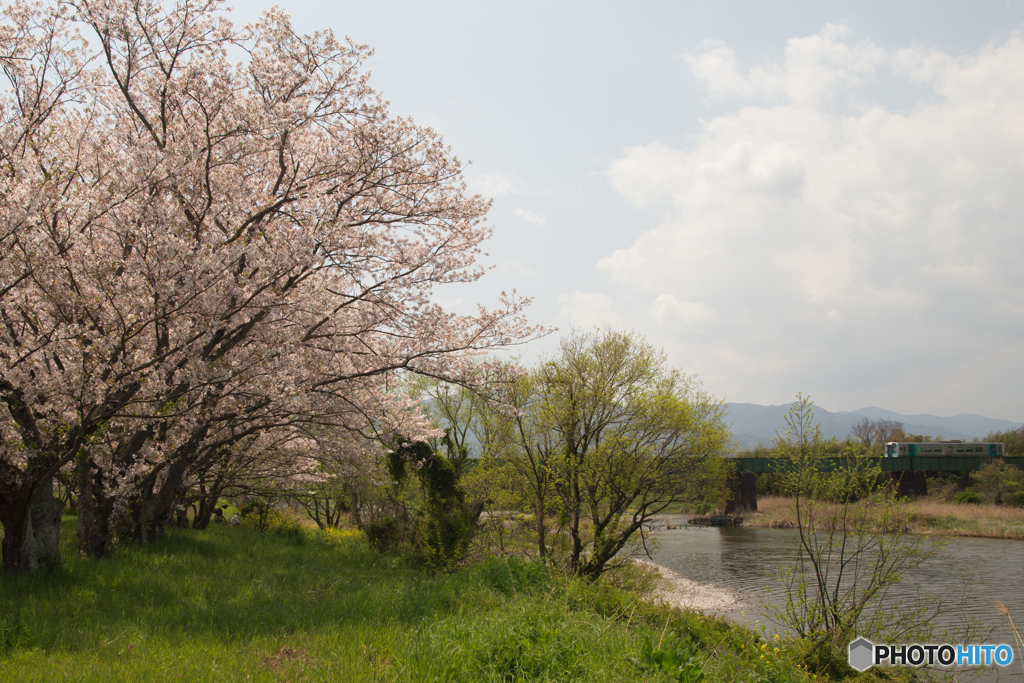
[849,637,875,672]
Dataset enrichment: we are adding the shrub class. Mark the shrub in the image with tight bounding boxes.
[237,498,305,542]
[320,527,362,544]
[926,475,961,502]
[415,494,477,571]
[386,435,479,570]
[239,498,275,531]
[365,517,401,553]
[955,490,982,504]
[265,511,305,544]
[970,460,1024,505]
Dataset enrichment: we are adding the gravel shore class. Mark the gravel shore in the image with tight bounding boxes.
[635,559,740,613]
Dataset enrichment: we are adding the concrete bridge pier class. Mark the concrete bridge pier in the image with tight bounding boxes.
[889,470,927,498]
[723,471,758,513]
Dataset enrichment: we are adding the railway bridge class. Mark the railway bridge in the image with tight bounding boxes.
[723,456,1024,513]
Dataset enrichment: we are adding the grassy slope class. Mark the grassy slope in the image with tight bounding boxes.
[0,517,821,683]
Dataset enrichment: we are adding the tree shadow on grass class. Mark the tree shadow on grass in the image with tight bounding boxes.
[0,522,476,654]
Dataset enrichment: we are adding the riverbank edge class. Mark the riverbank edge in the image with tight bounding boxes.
[736,496,1024,540]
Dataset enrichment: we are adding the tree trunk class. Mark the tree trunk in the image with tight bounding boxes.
[172,508,190,528]
[131,425,210,544]
[351,492,363,529]
[0,497,30,573]
[568,509,583,574]
[2,476,64,572]
[535,501,546,558]
[77,454,113,559]
[192,493,220,530]
[2,477,65,573]
[563,468,584,574]
[27,474,63,569]
[136,456,192,544]
[581,519,643,582]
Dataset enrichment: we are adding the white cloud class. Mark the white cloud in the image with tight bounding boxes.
[682,24,886,106]
[468,173,525,197]
[681,38,758,99]
[558,292,622,329]
[604,26,1024,414]
[649,294,713,325]
[515,208,546,225]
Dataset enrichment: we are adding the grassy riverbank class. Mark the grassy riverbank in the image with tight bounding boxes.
[0,516,851,683]
[744,495,1024,539]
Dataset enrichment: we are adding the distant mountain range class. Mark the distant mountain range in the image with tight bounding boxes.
[724,403,1023,451]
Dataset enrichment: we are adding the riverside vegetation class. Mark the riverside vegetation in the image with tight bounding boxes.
[0,450,997,681]
[745,495,1024,539]
[743,455,1024,539]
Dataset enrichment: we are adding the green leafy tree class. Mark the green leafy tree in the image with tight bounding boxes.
[505,330,731,579]
[489,371,563,561]
[411,334,731,578]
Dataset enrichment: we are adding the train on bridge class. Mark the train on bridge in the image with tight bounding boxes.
[884,440,1005,458]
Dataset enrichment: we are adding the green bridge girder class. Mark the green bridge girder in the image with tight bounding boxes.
[732,456,1024,474]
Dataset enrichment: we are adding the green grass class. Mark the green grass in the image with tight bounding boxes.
[0,516,827,682]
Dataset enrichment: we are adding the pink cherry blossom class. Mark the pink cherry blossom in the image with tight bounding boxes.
[0,0,541,571]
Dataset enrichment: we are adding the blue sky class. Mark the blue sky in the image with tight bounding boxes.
[235,1,1024,421]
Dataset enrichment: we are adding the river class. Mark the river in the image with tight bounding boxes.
[648,521,1024,681]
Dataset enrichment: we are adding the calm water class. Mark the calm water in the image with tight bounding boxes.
[649,522,1024,681]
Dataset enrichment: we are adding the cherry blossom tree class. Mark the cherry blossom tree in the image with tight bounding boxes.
[0,0,537,572]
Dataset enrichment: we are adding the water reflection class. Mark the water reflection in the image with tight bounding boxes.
[648,522,1024,681]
